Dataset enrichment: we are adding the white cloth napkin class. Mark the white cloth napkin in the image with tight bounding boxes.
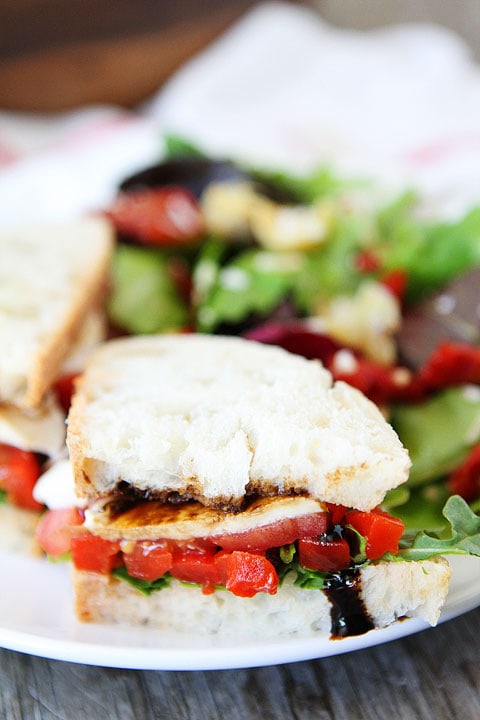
[1,1,480,224]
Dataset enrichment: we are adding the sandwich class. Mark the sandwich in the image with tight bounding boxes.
[48,333,451,639]
[0,217,114,550]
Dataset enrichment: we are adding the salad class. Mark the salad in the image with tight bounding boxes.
[98,134,480,560]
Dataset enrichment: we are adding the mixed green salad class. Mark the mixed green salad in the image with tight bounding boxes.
[103,134,480,555]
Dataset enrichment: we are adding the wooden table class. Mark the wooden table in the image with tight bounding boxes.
[1,2,479,718]
[1,608,479,719]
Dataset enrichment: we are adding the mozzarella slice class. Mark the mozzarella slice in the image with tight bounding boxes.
[33,458,86,510]
[0,397,65,456]
[85,495,327,542]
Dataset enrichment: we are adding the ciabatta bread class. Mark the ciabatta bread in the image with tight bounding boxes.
[0,217,114,410]
[68,335,411,512]
[73,557,451,636]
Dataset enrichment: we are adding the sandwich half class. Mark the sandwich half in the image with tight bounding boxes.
[65,334,450,638]
[0,217,114,541]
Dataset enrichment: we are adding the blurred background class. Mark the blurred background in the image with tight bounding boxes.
[1,0,479,112]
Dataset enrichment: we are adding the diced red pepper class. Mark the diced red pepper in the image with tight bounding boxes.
[448,444,480,502]
[298,536,351,572]
[326,503,347,526]
[345,508,405,560]
[170,544,225,593]
[71,531,122,574]
[123,541,173,582]
[222,551,278,597]
[0,443,42,511]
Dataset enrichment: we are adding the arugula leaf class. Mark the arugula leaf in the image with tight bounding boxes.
[279,543,296,564]
[251,165,363,204]
[163,134,206,159]
[398,495,480,561]
[394,482,450,536]
[292,563,329,590]
[0,489,6,504]
[345,525,368,564]
[378,204,480,303]
[194,247,303,332]
[390,387,480,486]
[112,566,171,596]
[293,212,372,311]
[108,245,189,334]
[381,485,411,511]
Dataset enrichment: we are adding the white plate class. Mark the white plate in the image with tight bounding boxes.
[0,552,479,670]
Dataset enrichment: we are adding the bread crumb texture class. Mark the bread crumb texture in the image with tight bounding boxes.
[74,570,332,636]
[68,335,410,510]
[73,557,451,634]
[360,557,451,627]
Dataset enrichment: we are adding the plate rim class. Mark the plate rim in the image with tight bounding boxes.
[0,554,479,670]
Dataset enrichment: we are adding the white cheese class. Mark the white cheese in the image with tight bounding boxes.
[85,495,328,542]
[0,397,66,456]
[33,458,86,509]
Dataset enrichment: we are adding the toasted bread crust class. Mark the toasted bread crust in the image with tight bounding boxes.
[0,217,114,410]
[68,335,411,511]
[27,259,111,408]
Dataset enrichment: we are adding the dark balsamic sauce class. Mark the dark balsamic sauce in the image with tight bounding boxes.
[325,569,374,638]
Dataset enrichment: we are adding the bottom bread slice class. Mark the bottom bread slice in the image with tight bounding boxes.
[0,504,41,556]
[74,558,451,638]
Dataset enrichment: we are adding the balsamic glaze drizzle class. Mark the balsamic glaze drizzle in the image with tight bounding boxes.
[325,569,374,638]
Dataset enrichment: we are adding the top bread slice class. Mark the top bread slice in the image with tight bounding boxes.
[0,217,114,410]
[68,335,411,511]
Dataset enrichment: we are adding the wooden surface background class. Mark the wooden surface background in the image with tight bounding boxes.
[1,608,479,719]
[1,2,480,718]
[0,0,479,111]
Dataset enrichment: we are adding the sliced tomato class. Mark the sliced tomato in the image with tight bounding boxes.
[298,536,351,572]
[212,512,329,553]
[123,541,173,582]
[71,531,122,574]
[107,187,205,246]
[346,508,405,560]
[35,507,84,557]
[170,544,225,592]
[222,551,279,597]
[0,443,42,511]
[53,372,80,413]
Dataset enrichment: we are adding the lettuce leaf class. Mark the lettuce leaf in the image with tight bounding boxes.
[163,134,206,159]
[108,244,189,334]
[398,495,480,561]
[391,482,449,536]
[250,165,361,204]
[112,566,171,596]
[390,387,480,486]
[194,245,303,332]
[378,201,480,302]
